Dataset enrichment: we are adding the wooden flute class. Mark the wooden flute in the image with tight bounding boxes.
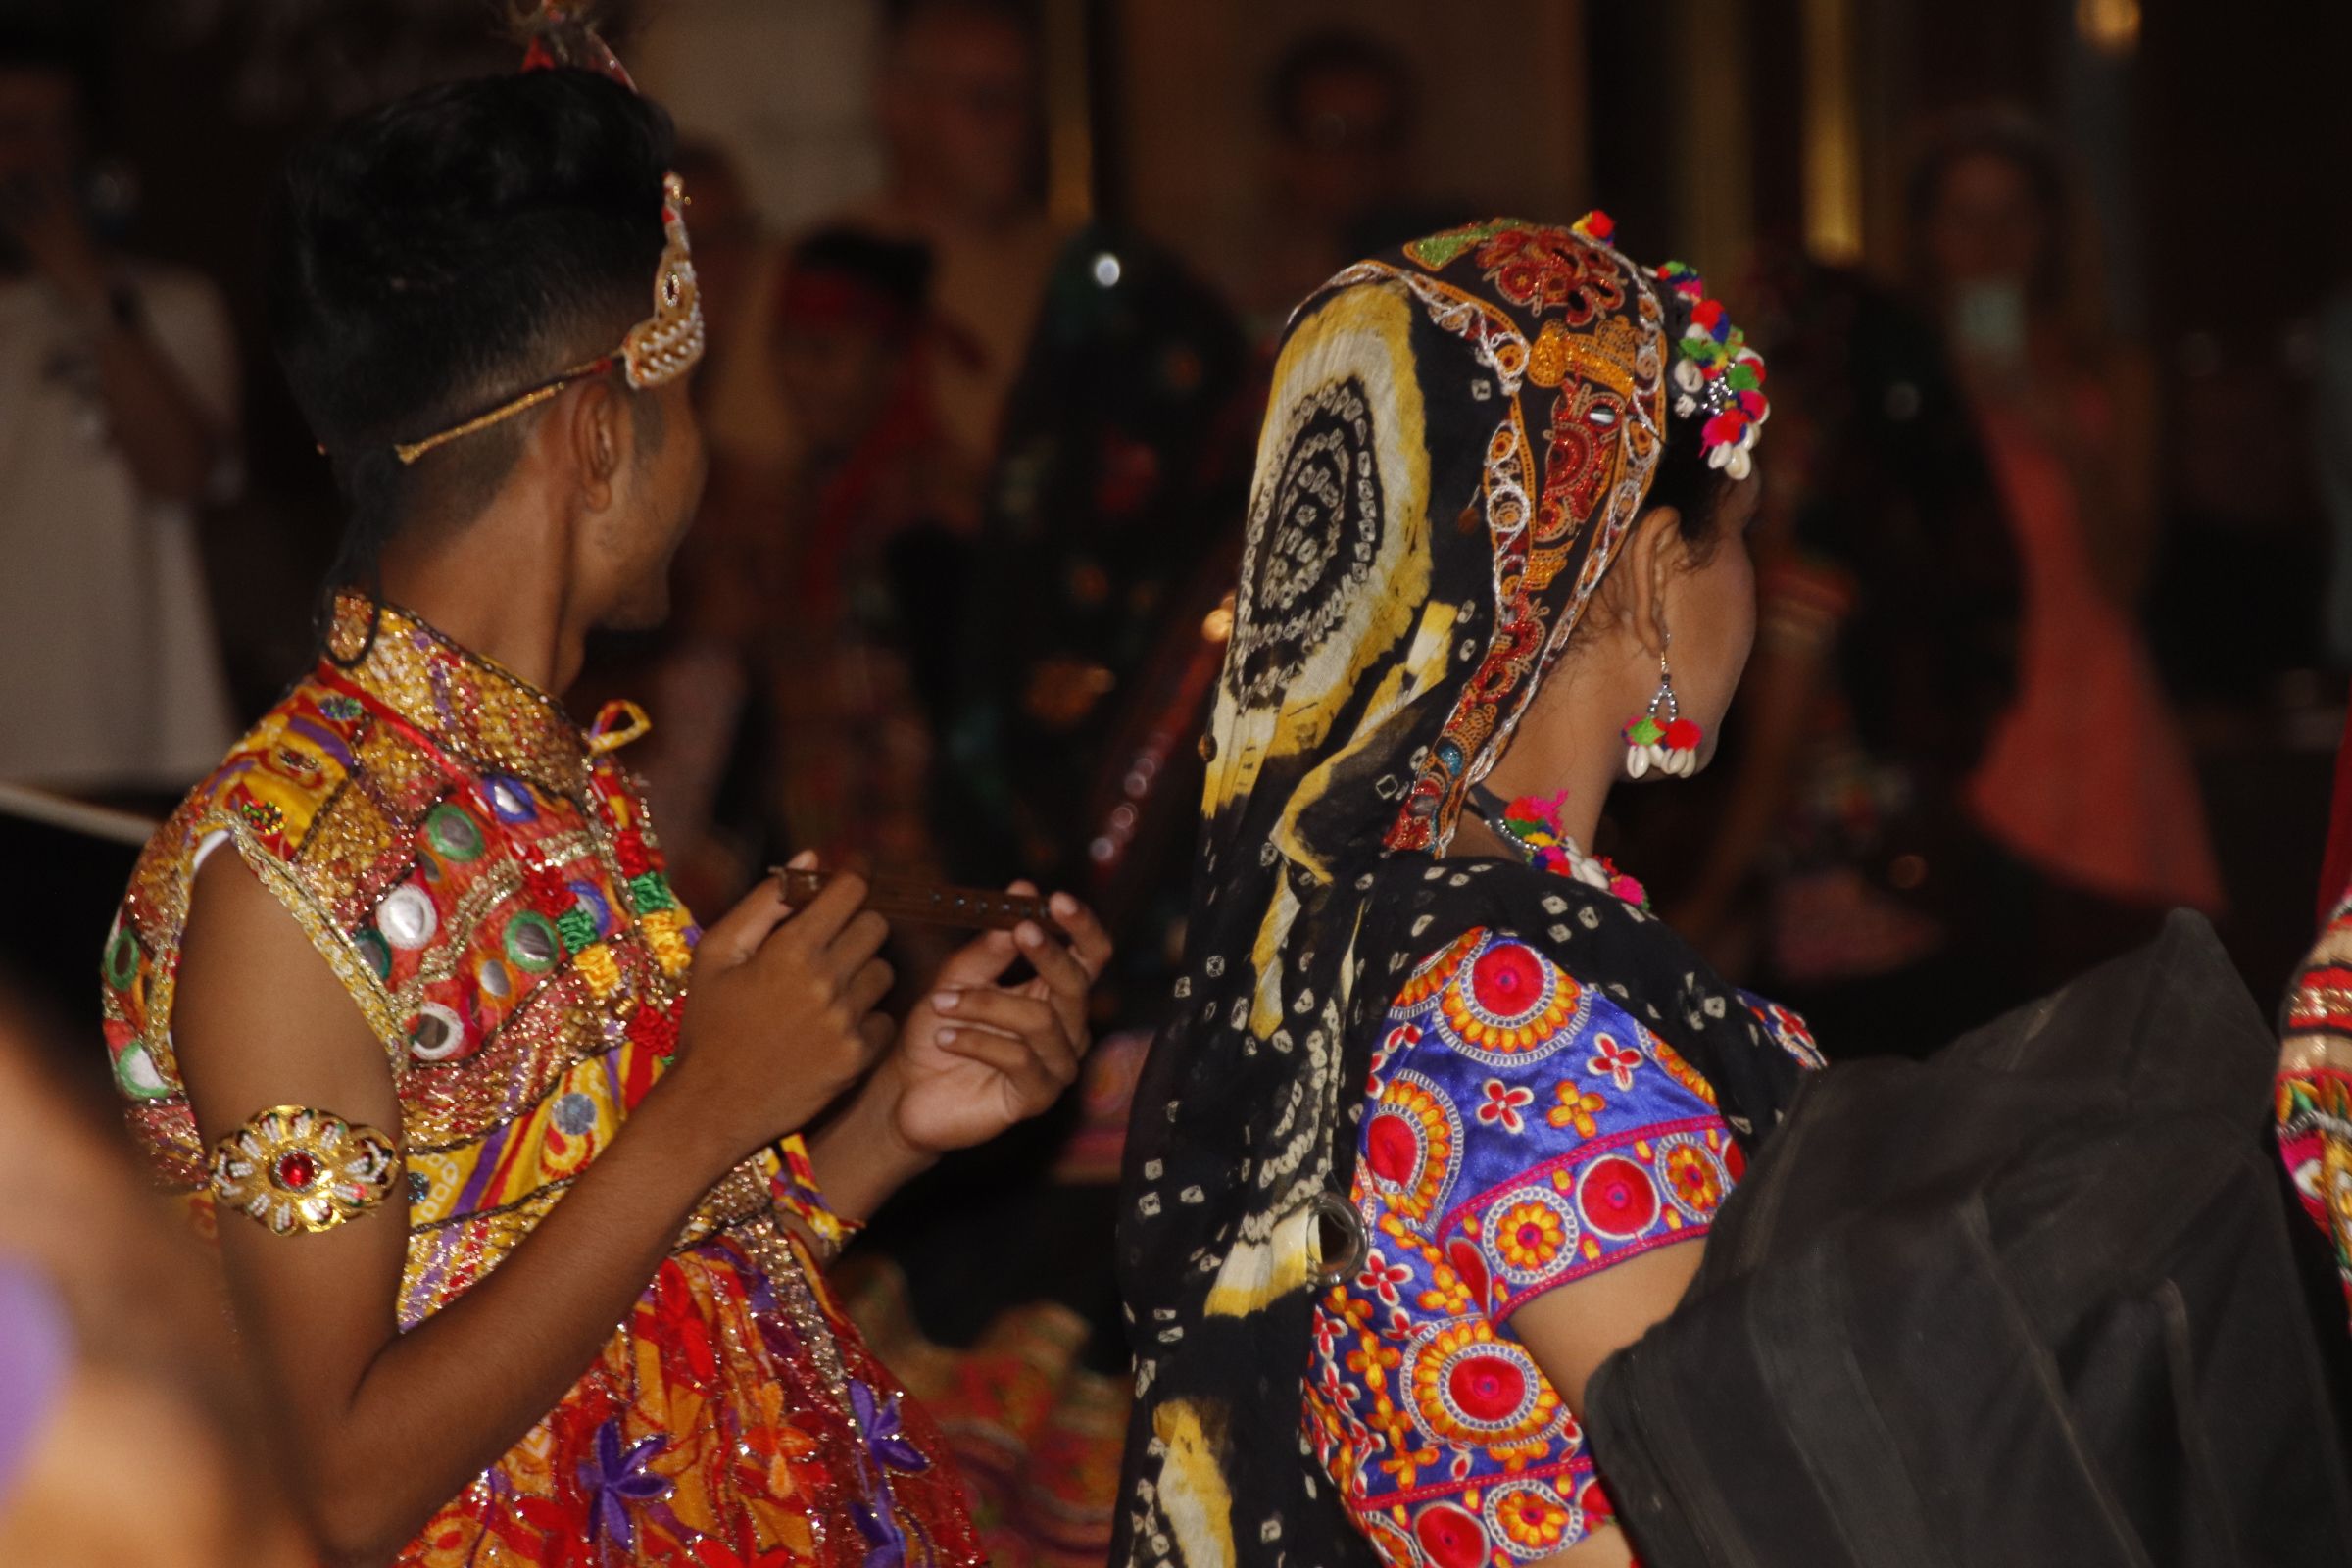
[771,867,1061,935]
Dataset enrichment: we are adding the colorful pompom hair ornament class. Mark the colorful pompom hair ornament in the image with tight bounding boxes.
[1654,259,1768,481]
[1624,645,1703,779]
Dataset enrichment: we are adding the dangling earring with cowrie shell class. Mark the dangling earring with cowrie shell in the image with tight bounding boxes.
[1623,636,1703,779]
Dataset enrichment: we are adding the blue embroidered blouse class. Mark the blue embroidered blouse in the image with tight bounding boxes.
[1303,923,1817,1568]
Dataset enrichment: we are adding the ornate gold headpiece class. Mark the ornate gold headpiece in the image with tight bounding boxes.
[384,6,706,465]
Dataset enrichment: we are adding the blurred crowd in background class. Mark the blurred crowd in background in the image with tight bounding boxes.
[1,0,2349,1558]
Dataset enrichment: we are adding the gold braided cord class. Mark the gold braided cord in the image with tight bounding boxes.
[381,171,703,465]
[393,356,615,465]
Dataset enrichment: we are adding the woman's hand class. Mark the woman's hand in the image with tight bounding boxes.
[803,888,1112,1220]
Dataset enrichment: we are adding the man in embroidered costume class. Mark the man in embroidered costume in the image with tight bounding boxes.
[98,31,1108,1568]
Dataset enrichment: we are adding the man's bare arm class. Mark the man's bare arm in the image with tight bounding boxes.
[174,855,890,1566]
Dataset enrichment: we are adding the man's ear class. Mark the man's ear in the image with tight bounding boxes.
[1617,506,1683,659]
[563,378,625,514]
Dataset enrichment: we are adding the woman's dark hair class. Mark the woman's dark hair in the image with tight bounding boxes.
[265,67,674,604]
[1641,271,1744,559]
[1642,398,1737,554]
[1903,111,2072,310]
[1561,387,1735,650]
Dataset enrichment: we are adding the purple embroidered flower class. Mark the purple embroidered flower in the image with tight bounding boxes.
[849,1379,929,1475]
[579,1417,670,1551]
[852,1499,907,1568]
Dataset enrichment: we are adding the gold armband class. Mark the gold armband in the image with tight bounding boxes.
[209,1105,403,1236]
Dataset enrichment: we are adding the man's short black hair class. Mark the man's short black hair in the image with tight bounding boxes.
[266,67,674,567]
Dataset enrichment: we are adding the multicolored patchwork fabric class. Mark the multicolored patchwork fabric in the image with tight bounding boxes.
[102,594,983,1568]
[2279,890,2352,1321]
[1305,926,1805,1568]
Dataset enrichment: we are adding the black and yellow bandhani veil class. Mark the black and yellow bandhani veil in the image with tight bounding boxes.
[1113,220,1804,1568]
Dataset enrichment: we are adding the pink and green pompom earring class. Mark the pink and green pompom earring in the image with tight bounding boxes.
[1624,643,1702,779]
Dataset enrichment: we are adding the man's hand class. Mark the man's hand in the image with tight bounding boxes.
[661,853,895,1159]
[892,887,1112,1153]
[805,887,1111,1221]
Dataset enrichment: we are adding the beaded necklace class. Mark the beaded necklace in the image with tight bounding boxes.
[1465,784,1651,910]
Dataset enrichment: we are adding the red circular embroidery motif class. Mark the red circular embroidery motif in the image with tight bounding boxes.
[1447,1353,1528,1425]
[1469,942,1547,1021]
[1366,1112,1420,1184]
[1577,1154,1660,1238]
[1414,1502,1491,1568]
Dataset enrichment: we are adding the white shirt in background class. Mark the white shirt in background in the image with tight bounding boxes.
[0,263,239,792]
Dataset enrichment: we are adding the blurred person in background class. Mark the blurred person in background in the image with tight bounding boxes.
[2319,262,2352,668]
[664,138,774,463]
[0,24,238,799]
[97,21,1108,1562]
[630,226,976,910]
[1232,28,1462,339]
[832,0,1061,476]
[849,228,1255,1567]
[0,989,307,1567]
[1644,252,2032,1057]
[1909,111,2222,981]
[946,230,1253,1016]
[762,226,975,877]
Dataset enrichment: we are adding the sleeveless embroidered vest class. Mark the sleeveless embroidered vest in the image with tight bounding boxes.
[103,595,982,1568]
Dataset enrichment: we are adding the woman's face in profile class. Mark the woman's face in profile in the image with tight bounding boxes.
[1504,474,1761,791]
[1656,475,1761,774]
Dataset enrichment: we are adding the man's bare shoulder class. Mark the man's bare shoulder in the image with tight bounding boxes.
[174,848,396,1140]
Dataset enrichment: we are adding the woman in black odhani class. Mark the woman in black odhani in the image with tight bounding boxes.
[1113,218,1821,1568]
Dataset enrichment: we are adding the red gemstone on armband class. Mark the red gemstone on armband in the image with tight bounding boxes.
[273,1150,319,1190]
